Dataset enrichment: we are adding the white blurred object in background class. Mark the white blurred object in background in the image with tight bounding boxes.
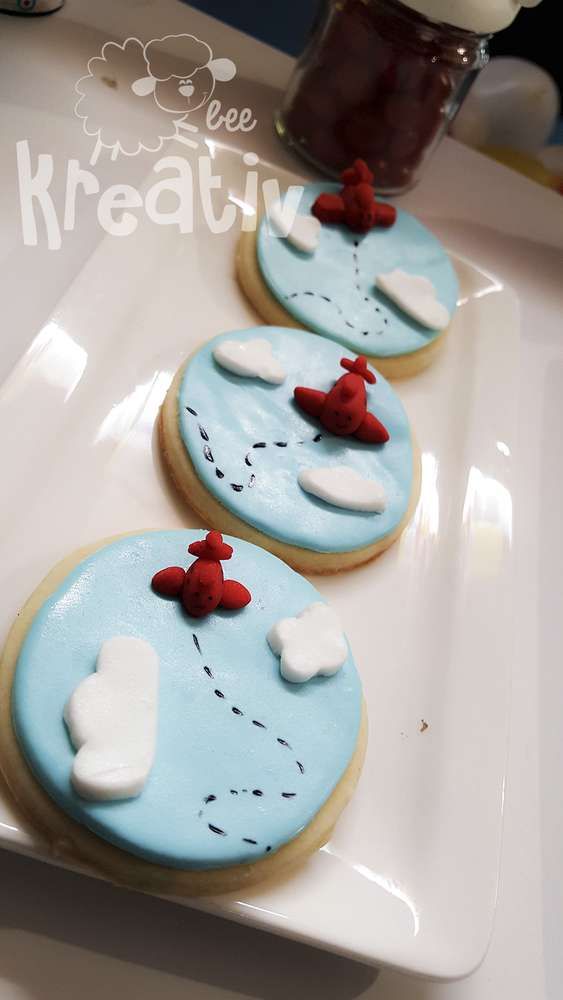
[451,57,560,153]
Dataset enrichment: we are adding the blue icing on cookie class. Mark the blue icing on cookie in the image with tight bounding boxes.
[179,327,413,553]
[13,532,362,869]
[256,182,458,358]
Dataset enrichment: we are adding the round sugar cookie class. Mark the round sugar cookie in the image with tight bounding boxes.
[0,530,366,896]
[236,181,459,379]
[160,326,420,574]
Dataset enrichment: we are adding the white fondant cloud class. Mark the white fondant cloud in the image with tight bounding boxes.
[64,636,159,801]
[375,269,450,330]
[213,338,286,384]
[267,602,347,684]
[298,465,386,513]
[269,200,321,254]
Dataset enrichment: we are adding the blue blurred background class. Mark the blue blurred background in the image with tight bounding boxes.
[183,0,321,56]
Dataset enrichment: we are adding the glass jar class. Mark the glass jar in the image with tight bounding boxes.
[275,0,490,194]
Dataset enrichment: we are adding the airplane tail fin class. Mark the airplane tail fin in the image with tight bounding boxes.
[188,530,233,562]
[340,355,376,384]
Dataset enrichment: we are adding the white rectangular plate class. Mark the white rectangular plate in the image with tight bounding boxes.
[0,145,517,980]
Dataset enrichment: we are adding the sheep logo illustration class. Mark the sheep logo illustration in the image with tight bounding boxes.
[75,34,237,165]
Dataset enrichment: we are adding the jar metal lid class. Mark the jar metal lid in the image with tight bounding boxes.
[398,0,542,34]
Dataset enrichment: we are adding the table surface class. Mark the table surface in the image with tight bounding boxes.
[1,2,562,998]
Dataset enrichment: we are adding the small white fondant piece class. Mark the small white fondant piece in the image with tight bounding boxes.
[269,200,321,254]
[213,338,286,384]
[267,602,348,684]
[64,636,159,801]
[375,269,450,331]
[298,465,387,513]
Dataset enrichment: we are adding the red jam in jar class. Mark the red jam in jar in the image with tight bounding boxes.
[275,0,490,193]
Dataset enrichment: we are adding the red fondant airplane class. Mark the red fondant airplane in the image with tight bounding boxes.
[152,531,251,619]
[294,356,389,445]
[312,158,397,234]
